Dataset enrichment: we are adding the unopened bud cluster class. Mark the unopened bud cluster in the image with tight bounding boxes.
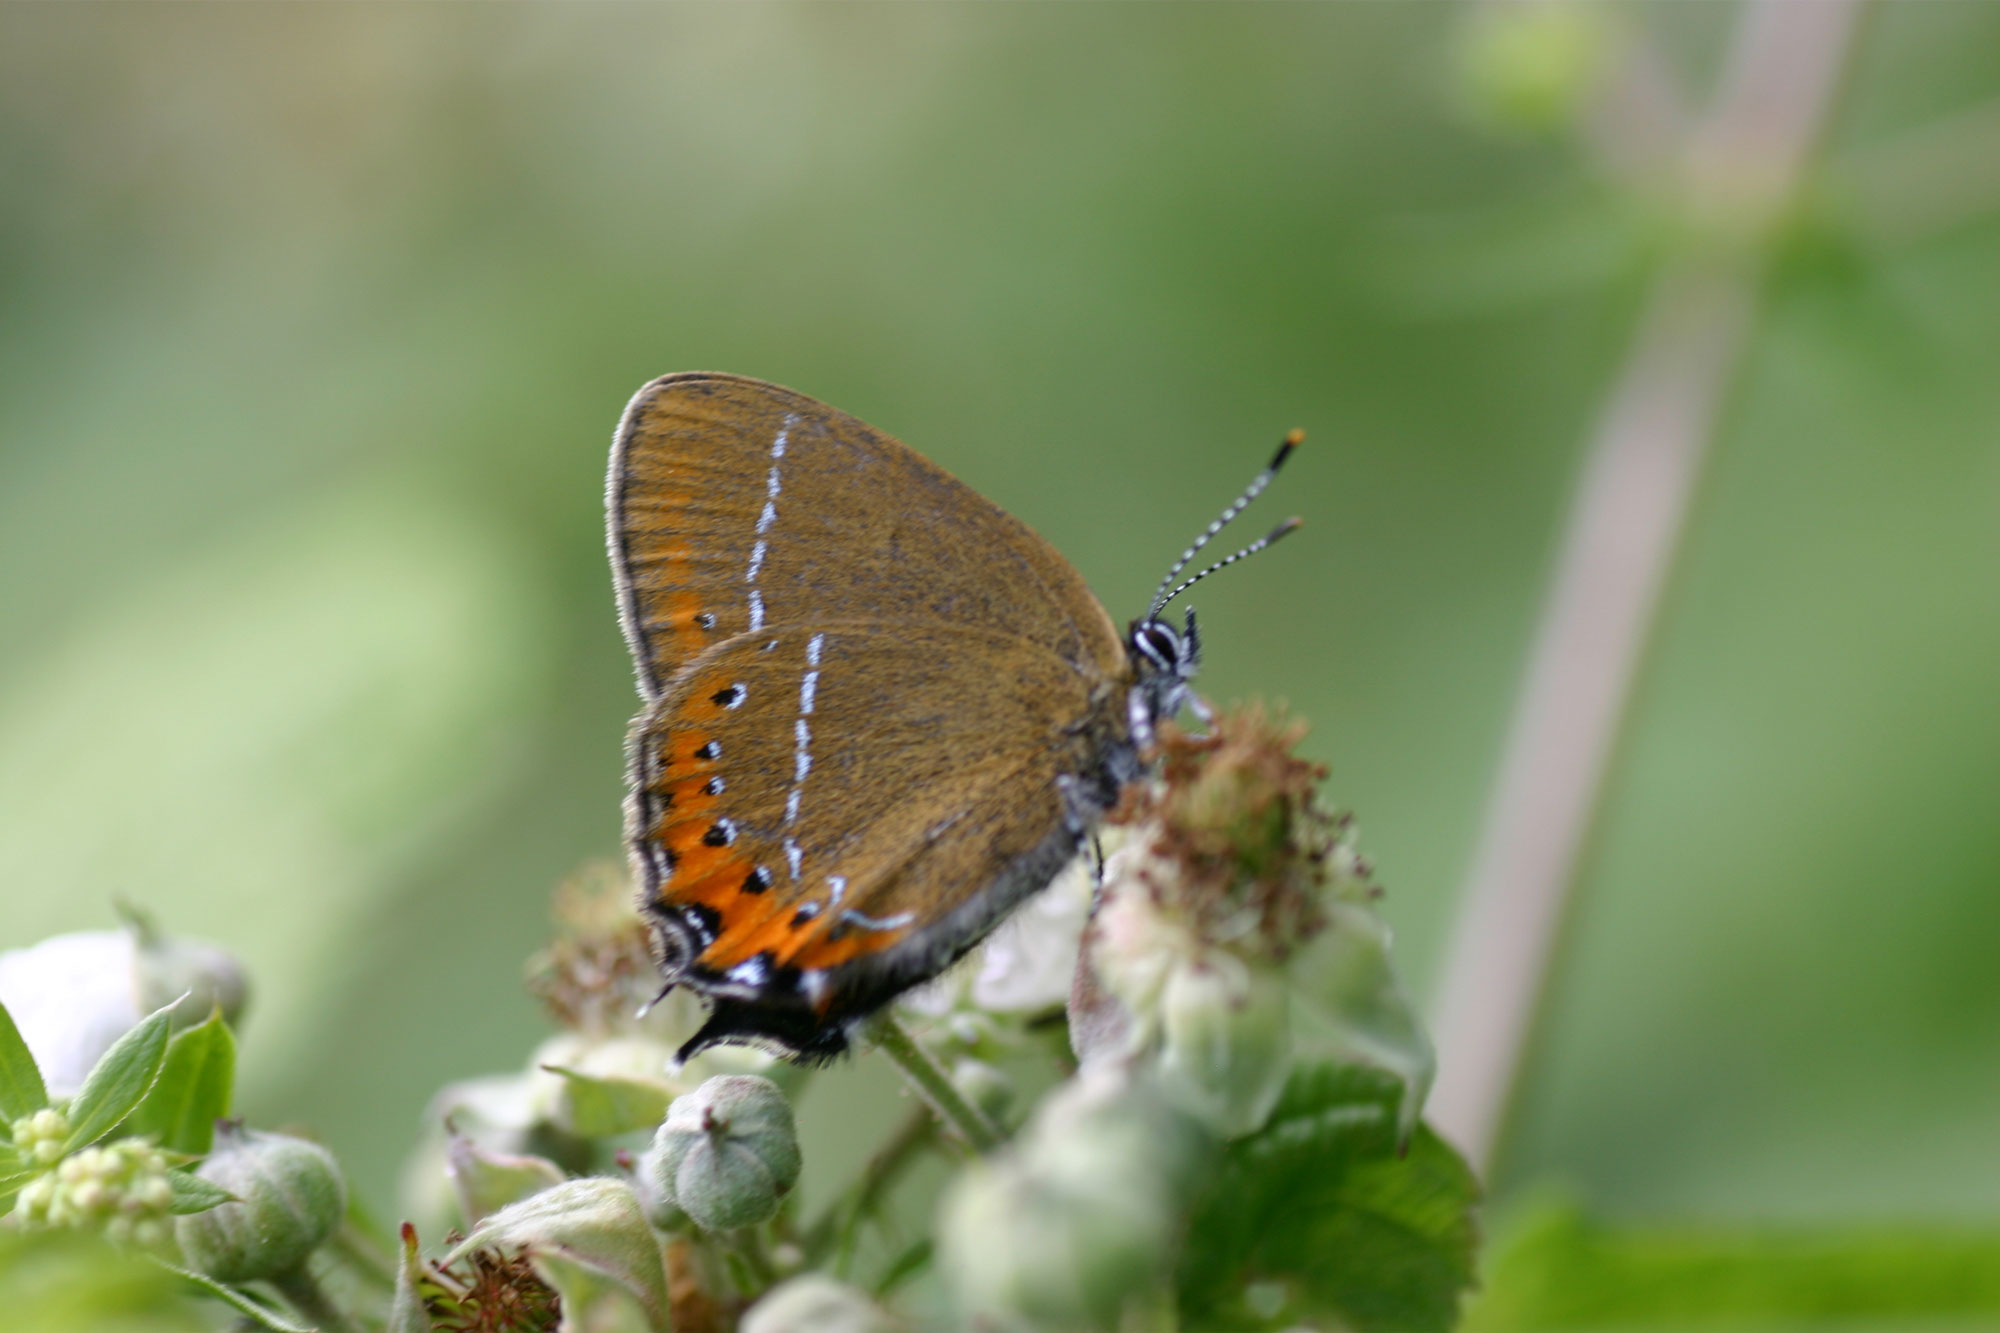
[14,1136,175,1248]
[10,1106,71,1166]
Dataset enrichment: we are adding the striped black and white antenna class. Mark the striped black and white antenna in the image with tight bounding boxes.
[1147,429,1304,618]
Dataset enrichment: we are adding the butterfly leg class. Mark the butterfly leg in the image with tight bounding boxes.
[1128,688,1157,755]
[635,977,676,1022]
[1184,691,1216,738]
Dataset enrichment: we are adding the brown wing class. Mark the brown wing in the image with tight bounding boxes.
[608,372,1125,701]
[627,620,1134,1060]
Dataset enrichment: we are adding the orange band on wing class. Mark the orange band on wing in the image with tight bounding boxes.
[694,900,912,991]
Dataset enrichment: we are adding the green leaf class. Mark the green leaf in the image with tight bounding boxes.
[1289,896,1436,1147]
[534,1250,658,1333]
[386,1222,435,1333]
[1177,1063,1480,1333]
[62,1002,174,1151]
[0,1159,36,1215]
[150,1257,316,1333]
[0,999,48,1121]
[541,1063,674,1139]
[125,1011,235,1155]
[1465,1198,2000,1331]
[165,1168,236,1215]
[0,1230,210,1332]
[446,1130,566,1227]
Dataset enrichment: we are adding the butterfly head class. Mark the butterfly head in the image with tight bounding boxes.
[1127,608,1203,731]
[1127,428,1306,741]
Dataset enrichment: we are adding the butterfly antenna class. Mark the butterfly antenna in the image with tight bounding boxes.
[1154,516,1303,612]
[1147,429,1304,619]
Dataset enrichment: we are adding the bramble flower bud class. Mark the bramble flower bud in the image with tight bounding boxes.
[131,921,250,1034]
[630,1157,690,1234]
[0,921,247,1099]
[175,1123,345,1283]
[940,1074,1202,1329]
[743,1274,901,1333]
[14,1137,176,1247]
[640,1075,800,1233]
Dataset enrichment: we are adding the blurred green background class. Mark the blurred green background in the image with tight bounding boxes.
[2,0,1996,1244]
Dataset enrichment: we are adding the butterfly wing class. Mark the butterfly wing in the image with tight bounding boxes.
[627,617,1134,1060]
[609,372,1124,701]
[611,374,1139,1058]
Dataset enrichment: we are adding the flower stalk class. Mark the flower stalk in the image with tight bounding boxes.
[864,1011,1003,1153]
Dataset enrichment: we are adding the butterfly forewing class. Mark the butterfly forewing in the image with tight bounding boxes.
[610,373,1123,700]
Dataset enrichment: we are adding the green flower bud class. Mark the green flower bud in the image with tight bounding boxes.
[640,1075,800,1233]
[940,1076,1202,1330]
[175,1123,345,1283]
[1155,955,1292,1139]
[626,1134,691,1235]
[743,1274,900,1333]
[0,921,247,1099]
[135,934,250,1034]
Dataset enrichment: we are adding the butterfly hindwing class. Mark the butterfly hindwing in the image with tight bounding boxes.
[628,620,1129,1057]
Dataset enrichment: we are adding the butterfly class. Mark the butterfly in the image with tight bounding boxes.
[607,373,1299,1061]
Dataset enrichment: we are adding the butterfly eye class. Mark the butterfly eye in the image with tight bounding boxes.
[1134,620,1182,670]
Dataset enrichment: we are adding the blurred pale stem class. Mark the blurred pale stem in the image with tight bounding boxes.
[1429,0,1864,1173]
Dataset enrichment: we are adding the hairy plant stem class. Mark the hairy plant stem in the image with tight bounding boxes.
[865,1013,1002,1153]
[722,1226,779,1292]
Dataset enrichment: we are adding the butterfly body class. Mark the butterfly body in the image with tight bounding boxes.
[609,373,1197,1060]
